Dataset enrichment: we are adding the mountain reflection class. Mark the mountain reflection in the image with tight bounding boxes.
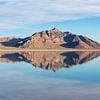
[0,51,100,72]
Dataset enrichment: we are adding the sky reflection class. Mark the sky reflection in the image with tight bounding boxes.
[0,51,100,100]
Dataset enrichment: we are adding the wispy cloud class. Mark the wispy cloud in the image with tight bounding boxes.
[0,0,100,29]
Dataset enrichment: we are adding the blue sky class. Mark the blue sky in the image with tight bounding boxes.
[0,0,100,42]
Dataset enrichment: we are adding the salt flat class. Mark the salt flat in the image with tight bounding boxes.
[0,49,100,52]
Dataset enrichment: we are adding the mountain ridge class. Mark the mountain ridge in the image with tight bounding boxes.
[0,28,100,49]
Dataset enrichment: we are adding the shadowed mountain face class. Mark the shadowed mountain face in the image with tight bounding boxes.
[0,51,100,72]
[0,37,30,47]
[0,28,100,49]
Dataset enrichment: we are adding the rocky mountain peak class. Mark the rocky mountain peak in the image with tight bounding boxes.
[0,28,100,49]
[51,27,61,32]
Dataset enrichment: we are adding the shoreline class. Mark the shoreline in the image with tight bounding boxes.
[0,49,100,52]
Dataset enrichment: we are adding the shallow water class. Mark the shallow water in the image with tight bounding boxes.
[0,51,100,100]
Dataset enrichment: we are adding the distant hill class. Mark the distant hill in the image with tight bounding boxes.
[0,28,100,49]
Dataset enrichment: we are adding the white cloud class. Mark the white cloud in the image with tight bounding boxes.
[0,0,100,29]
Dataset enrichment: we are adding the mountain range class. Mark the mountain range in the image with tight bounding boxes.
[0,28,100,49]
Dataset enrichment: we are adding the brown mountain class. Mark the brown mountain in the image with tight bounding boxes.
[0,28,100,49]
[20,28,100,49]
[0,51,100,72]
[20,28,64,49]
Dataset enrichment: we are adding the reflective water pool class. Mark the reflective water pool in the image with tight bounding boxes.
[0,51,100,100]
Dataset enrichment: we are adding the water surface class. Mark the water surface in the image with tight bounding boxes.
[0,51,100,100]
